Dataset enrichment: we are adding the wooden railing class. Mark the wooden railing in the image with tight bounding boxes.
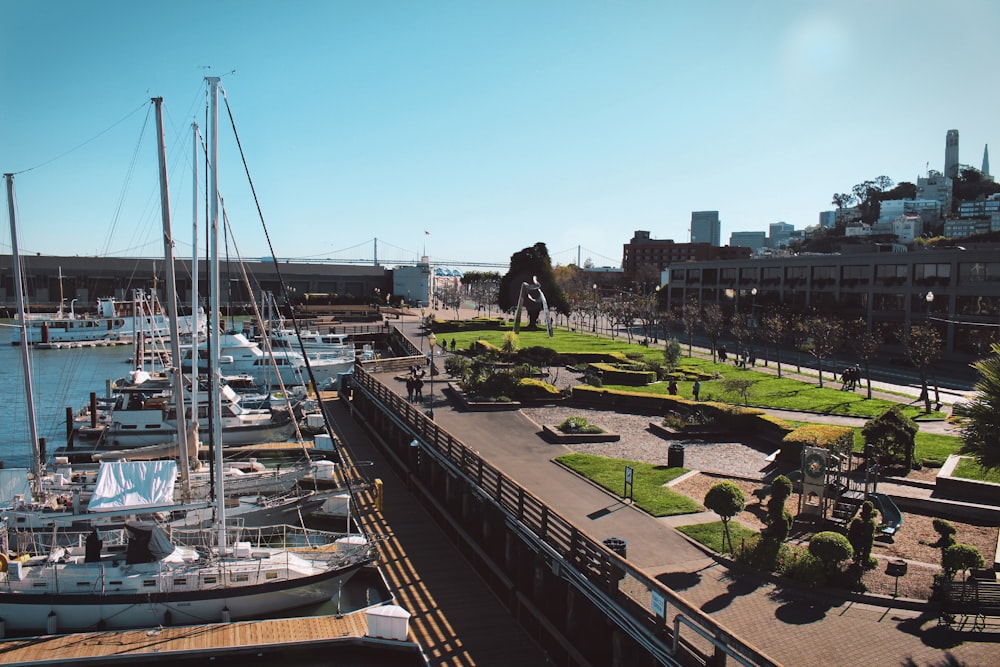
[352,363,779,667]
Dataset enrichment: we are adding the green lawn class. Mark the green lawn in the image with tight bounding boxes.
[677,520,759,555]
[555,453,702,517]
[441,323,943,420]
[953,457,1000,484]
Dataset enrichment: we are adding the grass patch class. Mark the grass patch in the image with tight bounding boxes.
[555,452,702,517]
[441,321,947,420]
[952,457,1000,484]
[677,520,759,554]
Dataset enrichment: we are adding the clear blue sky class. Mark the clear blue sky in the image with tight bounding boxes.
[2,1,997,271]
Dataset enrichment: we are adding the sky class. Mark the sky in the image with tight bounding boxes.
[2,1,998,272]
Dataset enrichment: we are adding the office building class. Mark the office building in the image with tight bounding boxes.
[691,211,721,246]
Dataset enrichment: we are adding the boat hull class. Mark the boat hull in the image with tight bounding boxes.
[0,560,366,635]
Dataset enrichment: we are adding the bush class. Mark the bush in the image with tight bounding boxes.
[779,547,828,588]
[556,416,605,434]
[514,377,561,402]
[942,543,985,581]
[809,531,854,575]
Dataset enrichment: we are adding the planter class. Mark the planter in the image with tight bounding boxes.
[541,424,620,444]
[446,383,522,411]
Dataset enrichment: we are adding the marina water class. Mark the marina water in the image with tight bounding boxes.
[1,341,129,468]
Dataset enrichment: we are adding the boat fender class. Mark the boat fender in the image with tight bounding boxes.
[0,553,8,572]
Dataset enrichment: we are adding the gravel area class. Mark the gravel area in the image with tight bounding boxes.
[520,404,776,480]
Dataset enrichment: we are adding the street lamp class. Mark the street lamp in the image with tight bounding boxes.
[749,287,758,367]
[925,291,940,408]
[427,332,437,420]
[420,308,426,351]
[592,284,598,332]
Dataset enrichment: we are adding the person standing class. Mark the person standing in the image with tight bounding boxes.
[692,379,701,401]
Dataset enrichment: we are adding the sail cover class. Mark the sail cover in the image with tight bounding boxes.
[87,460,177,512]
[0,469,32,505]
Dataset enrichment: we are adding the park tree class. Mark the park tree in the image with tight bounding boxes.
[701,303,726,363]
[849,321,883,400]
[905,323,943,413]
[862,406,918,469]
[758,310,787,377]
[681,299,700,357]
[498,243,570,328]
[663,338,682,372]
[804,315,843,388]
[958,343,1000,470]
[721,377,757,406]
[434,282,463,319]
[762,475,793,544]
[704,481,746,554]
[463,271,501,316]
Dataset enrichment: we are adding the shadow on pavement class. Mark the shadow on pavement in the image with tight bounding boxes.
[700,573,766,614]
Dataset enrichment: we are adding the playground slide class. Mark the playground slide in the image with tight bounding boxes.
[871,493,904,536]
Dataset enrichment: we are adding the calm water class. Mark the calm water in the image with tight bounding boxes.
[1,341,133,468]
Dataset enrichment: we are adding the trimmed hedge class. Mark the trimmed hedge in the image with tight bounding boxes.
[779,423,854,466]
[515,377,563,401]
[564,351,632,365]
[589,362,657,386]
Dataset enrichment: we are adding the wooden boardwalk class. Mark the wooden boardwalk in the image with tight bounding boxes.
[0,394,548,666]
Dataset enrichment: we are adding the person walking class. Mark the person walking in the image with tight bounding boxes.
[414,376,424,402]
[406,375,415,402]
[692,379,701,401]
[668,379,678,395]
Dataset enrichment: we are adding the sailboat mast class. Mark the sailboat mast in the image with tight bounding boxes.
[207,76,227,549]
[190,120,200,469]
[5,173,43,496]
[153,97,191,495]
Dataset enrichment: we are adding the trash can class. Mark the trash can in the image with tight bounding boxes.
[603,537,627,558]
[668,443,685,468]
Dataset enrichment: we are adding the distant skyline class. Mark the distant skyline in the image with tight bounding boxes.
[2,1,998,271]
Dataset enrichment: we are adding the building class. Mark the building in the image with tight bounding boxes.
[729,231,767,251]
[661,244,1000,363]
[622,231,749,277]
[916,172,953,216]
[0,255,392,315]
[818,211,837,229]
[878,199,942,225]
[690,211,721,246]
[769,222,794,249]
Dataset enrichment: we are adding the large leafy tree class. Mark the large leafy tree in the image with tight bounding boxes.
[959,343,1000,470]
[498,243,570,327]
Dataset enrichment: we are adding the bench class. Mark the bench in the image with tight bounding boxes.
[939,576,1000,631]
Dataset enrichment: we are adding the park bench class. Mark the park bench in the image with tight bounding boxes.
[939,576,1000,631]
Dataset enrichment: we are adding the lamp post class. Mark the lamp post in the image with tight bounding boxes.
[427,332,437,420]
[925,291,940,407]
[750,287,758,366]
[592,284,598,332]
[420,308,426,351]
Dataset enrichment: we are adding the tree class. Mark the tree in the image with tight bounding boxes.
[498,243,570,327]
[804,316,843,388]
[434,281,463,319]
[681,299,700,357]
[704,481,746,554]
[762,475,793,544]
[721,377,757,406]
[862,406,918,469]
[463,271,501,316]
[759,311,787,377]
[958,343,1000,470]
[850,322,883,400]
[942,544,984,583]
[701,303,726,363]
[809,531,854,576]
[663,338,682,372]
[905,323,943,413]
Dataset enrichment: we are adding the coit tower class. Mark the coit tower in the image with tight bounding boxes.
[945,129,960,178]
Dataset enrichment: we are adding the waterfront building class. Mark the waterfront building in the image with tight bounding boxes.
[661,243,1000,363]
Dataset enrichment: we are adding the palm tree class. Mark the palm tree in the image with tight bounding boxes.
[958,343,1000,470]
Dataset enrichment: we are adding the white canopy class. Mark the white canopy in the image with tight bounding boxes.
[87,460,177,512]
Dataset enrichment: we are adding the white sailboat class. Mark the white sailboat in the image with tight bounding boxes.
[0,88,374,635]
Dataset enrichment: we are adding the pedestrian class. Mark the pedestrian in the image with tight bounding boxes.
[692,379,701,401]
[450,338,456,352]
[668,379,678,395]
[414,376,424,401]
[718,345,727,363]
[748,351,756,367]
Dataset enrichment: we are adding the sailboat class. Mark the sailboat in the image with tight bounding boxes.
[0,88,375,635]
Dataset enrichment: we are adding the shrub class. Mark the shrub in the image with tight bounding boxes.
[942,543,985,582]
[809,532,854,575]
[704,481,746,553]
[779,547,828,588]
[444,355,471,380]
[848,501,878,570]
[514,377,561,402]
[557,416,605,434]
